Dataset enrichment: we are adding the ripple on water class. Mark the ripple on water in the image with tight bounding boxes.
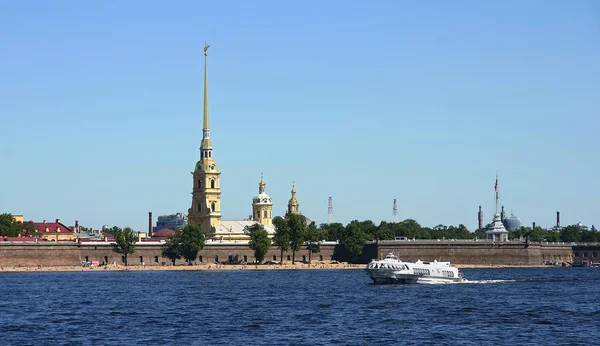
[0,268,598,345]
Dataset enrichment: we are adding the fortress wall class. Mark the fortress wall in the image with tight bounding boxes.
[0,241,573,267]
[0,244,83,267]
[0,243,337,267]
[371,241,573,265]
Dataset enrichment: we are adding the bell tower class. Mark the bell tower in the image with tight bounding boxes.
[287,182,301,216]
[188,43,221,237]
[252,174,273,226]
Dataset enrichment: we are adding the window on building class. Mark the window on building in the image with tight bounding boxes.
[155,256,159,263]
[228,255,233,263]
[575,252,580,257]
[584,252,588,257]
[257,211,260,219]
[264,210,268,218]
[243,255,248,262]
[198,180,202,188]
[273,255,277,261]
[211,180,215,189]
[209,152,212,158]
[121,256,125,263]
[211,202,215,212]
[593,252,598,258]
[215,255,219,263]
[302,255,306,262]
[139,256,143,264]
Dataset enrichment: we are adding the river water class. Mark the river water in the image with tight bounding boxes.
[0,267,597,345]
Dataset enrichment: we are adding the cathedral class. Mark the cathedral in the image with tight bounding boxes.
[187,45,301,241]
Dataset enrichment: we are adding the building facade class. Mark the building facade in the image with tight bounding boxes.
[156,212,188,231]
[188,44,222,238]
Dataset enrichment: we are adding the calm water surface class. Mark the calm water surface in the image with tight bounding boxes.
[0,267,598,345]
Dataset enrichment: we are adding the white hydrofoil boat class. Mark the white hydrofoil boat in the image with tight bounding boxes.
[366,253,464,284]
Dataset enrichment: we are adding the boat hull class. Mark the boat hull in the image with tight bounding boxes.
[366,269,464,285]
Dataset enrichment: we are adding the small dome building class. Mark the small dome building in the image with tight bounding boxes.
[502,213,522,231]
[252,174,273,226]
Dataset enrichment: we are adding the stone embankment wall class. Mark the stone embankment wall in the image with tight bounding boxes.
[0,241,574,267]
[367,241,573,265]
[0,243,337,267]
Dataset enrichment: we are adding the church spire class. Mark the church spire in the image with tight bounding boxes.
[200,43,212,155]
[259,173,266,194]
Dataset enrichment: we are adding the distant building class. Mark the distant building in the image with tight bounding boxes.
[33,219,74,241]
[576,222,589,231]
[502,213,522,232]
[156,213,188,231]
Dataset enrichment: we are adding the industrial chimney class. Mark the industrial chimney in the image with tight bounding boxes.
[148,212,153,237]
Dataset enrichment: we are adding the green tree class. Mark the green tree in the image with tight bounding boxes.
[21,221,39,237]
[0,213,23,237]
[560,225,581,242]
[245,223,271,263]
[340,223,369,261]
[272,216,290,263]
[288,213,307,264]
[305,221,321,262]
[321,222,345,241]
[112,227,137,266]
[162,232,183,265]
[180,224,205,264]
[375,221,396,240]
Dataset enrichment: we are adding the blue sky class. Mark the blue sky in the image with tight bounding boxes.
[1,1,598,232]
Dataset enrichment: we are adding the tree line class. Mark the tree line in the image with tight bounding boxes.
[3,212,598,265]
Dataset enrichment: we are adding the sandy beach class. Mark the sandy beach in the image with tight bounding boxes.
[0,262,556,273]
[0,262,364,273]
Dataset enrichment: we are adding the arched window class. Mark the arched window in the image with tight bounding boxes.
[264,210,268,218]
[211,180,215,189]
[209,152,212,158]
[211,202,215,212]
[198,203,202,212]
[256,211,260,219]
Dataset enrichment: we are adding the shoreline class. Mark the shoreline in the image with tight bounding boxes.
[0,263,563,273]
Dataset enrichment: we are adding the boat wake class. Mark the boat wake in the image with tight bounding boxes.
[458,277,580,284]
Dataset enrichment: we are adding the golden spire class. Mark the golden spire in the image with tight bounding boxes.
[203,42,210,131]
[200,42,212,152]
